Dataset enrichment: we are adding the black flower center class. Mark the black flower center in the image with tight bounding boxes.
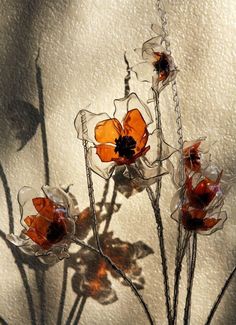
[115,135,136,159]
[46,221,66,243]
[189,150,200,163]
[153,53,170,75]
[183,213,204,231]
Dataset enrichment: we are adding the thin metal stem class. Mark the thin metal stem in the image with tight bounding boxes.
[72,237,154,325]
[205,266,236,325]
[103,184,118,234]
[65,296,81,325]
[172,231,191,325]
[156,2,185,323]
[56,260,68,325]
[80,112,154,325]
[183,233,197,325]
[73,296,87,325]
[150,83,172,324]
[146,186,172,325]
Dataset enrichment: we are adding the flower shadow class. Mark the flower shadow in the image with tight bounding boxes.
[69,232,154,305]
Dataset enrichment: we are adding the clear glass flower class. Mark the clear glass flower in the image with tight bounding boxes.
[7,185,78,264]
[172,204,227,235]
[75,92,175,181]
[131,25,177,92]
[171,164,234,235]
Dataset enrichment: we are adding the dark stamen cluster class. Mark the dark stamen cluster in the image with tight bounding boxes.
[46,221,66,243]
[183,212,204,231]
[153,52,170,75]
[115,135,136,159]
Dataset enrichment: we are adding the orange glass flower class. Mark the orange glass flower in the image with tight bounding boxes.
[183,141,201,172]
[7,186,77,264]
[152,52,171,82]
[181,205,221,232]
[185,172,222,210]
[95,109,150,165]
[24,198,67,250]
[131,25,177,92]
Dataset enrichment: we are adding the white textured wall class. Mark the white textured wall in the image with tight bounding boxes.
[0,0,235,324]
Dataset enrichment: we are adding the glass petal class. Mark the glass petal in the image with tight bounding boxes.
[42,186,69,208]
[95,118,122,144]
[114,93,153,127]
[151,23,163,36]
[135,156,168,179]
[88,147,116,179]
[74,109,111,144]
[123,109,148,152]
[197,211,227,235]
[17,186,39,227]
[142,36,164,59]
[145,129,177,165]
[131,61,154,83]
[96,144,119,162]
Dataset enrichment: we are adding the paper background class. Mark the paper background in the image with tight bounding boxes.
[0,0,235,324]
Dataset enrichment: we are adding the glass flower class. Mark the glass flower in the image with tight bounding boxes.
[7,186,78,264]
[185,171,223,210]
[168,137,212,189]
[183,138,211,173]
[171,164,233,235]
[71,232,153,304]
[75,92,174,180]
[131,26,177,92]
[172,204,227,235]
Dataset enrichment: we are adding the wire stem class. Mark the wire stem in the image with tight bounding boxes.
[205,266,236,325]
[80,112,154,325]
[183,233,197,325]
[72,237,154,325]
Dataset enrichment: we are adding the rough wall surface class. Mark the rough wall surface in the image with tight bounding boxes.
[0,0,235,324]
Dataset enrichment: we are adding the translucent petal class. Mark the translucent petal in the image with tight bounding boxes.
[42,186,69,208]
[142,36,164,59]
[96,144,119,162]
[151,23,163,36]
[74,109,111,144]
[66,191,80,217]
[157,68,178,92]
[6,233,28,247]
[95,118,122,144]
[113,93,153,127]
[145,129,177,165]
[123,109,148,151]
[134,47,143,59]
[197,211,227,235]
[88,147,116,179]
[135,156,168,179]
[131,61,154,83]
[17,186,39,227]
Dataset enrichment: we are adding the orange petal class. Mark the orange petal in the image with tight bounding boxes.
[25,215,51,249]
[25,228,50,249]
[123,109,148,152]
[24,215,35,227]
[32,197,61,221]
[25,215,67,249]
[96,144,119,162]
[201,218,220,230]
[95,118,122,144]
